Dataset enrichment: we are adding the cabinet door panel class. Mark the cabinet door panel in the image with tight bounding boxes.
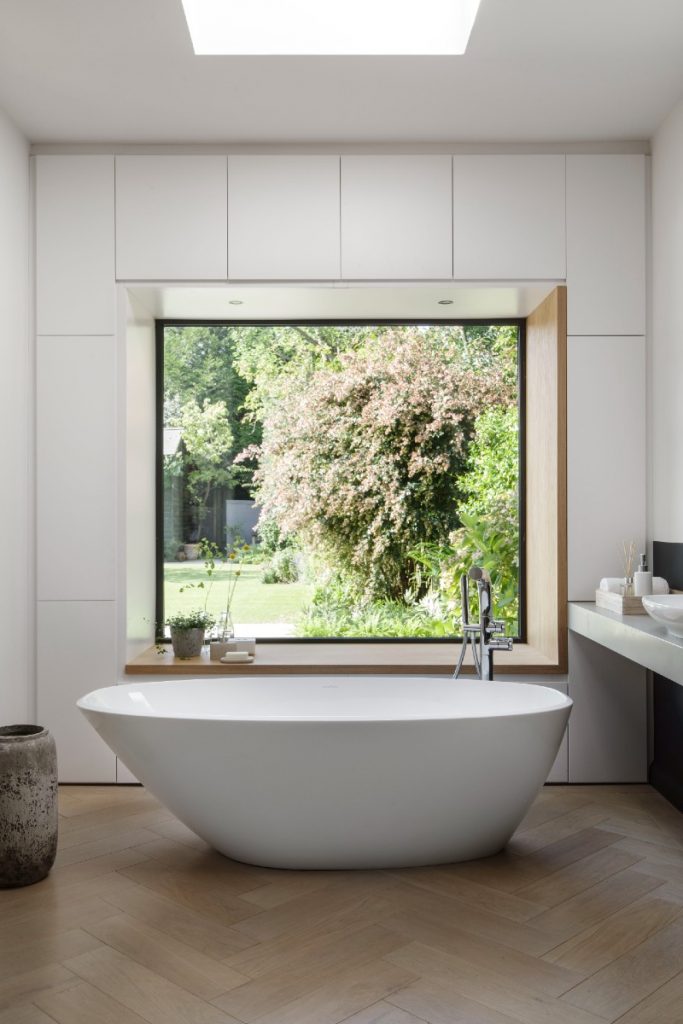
[453,155,565,279]
[36,155,115,334]
[37,335,116,601]
[37,601,117,783]
[228,156,340,279]
[567,336,646,600]
[566,155,646,335]
[116,156,227,280]
[341,156,452,279]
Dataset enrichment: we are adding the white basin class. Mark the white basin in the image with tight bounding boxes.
[642,594,683,638]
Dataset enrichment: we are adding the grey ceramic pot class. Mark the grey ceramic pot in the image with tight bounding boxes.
[170,626,206,659]
[0,725,58,888]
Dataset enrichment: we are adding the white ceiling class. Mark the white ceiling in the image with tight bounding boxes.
[1,0,682,144]
[128,283,556,321]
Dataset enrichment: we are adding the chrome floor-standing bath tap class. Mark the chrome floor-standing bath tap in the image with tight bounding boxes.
[453,567,513,680]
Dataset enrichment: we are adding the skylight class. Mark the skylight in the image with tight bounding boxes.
[180,0,482,56]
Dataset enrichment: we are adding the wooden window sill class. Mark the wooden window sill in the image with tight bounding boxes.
[125,642,563,676]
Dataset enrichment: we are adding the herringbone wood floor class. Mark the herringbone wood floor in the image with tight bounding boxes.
[2,785,683,1024]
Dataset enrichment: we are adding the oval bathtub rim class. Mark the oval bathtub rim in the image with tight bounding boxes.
[76,676,573,724]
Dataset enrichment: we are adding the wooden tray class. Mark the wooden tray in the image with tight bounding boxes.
[595,589,645,615]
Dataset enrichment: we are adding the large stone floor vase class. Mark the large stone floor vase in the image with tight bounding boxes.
[0,725,58,887]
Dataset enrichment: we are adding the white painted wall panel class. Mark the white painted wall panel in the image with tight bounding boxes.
[651,97,683,542]
[341,156,452,279]
[37,601,117,782]
[116,156,227,280]
[0,109,31,723]
[125,298,156,663]
[228,156,340,279]
[567,336,646,600]
[37,335,116,600]
[566,155,646,335]
[568,633,647,783]
[36,155,115,335]
[452,155,565,279]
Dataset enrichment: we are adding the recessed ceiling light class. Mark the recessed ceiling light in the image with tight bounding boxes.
[228,299,243,305]
[438,299,454,305]
[181,0,482,56]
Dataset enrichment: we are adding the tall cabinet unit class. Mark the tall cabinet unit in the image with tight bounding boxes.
[35,155,118,782]
[565,154,648,782]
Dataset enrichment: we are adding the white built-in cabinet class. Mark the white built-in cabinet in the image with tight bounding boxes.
[452,155,566,280]
[341,156,452,279]
[37,601,117,783]
[115,155,228,280]
[36,155,116,335]
[31,148,651,784]
[566,155,646,335]
[228,156,340,279]
[567,336,647,601]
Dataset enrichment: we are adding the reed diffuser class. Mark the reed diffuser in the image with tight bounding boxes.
[622,540,636,597]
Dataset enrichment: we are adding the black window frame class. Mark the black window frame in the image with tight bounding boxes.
[155,318,527,644]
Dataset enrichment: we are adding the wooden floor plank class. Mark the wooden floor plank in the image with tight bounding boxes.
[84,913,250,999]
[560,915,683,1021]
[526,869,664,941]
[214,924,407,1021]
[0,1007,60,1024]
[542,893,683,974]
[339,1001,431,1024]
[62,946,243,1024]
[35,979,151,1024]
[251,958,417,1024]
[384,942,605,1024]
[613,970,683,1023]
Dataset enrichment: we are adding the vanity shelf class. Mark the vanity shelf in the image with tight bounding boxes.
[569,601,683,685]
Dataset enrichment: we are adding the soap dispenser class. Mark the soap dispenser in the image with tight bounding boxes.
[633,553,653,597]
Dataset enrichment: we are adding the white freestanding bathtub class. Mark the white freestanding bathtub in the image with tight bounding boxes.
[78,676,571,869]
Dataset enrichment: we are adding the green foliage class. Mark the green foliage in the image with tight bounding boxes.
[163,536,184,561]
[297,571,456,638]
[261,548,300,584]
[165,609,214,630]
[164,326,260,462]
[411,405,520,634]
[244,328,515,602]
[165,399,234,538]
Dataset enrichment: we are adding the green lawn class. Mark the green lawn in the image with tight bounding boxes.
[163,561,313,626]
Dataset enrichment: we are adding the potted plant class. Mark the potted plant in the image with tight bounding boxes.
[166,609,214,659]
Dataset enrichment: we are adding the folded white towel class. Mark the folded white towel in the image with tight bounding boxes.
[599,577,625,594]
[599,577,669,595]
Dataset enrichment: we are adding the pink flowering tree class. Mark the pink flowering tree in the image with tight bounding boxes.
[241,329,515,600]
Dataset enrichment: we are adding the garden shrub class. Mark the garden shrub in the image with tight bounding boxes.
[261,548,300,584]
[241,329,515,602]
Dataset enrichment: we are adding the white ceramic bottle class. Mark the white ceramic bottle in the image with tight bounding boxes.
[634,553,653,597]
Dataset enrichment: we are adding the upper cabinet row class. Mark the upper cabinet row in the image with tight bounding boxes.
[35,152,646,336]
[113,153,568,283]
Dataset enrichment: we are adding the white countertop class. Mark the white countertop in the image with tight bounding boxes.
[569,602,683,685]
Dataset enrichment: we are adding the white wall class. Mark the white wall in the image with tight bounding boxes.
[651,96,683,541]
[0,107,31,723]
